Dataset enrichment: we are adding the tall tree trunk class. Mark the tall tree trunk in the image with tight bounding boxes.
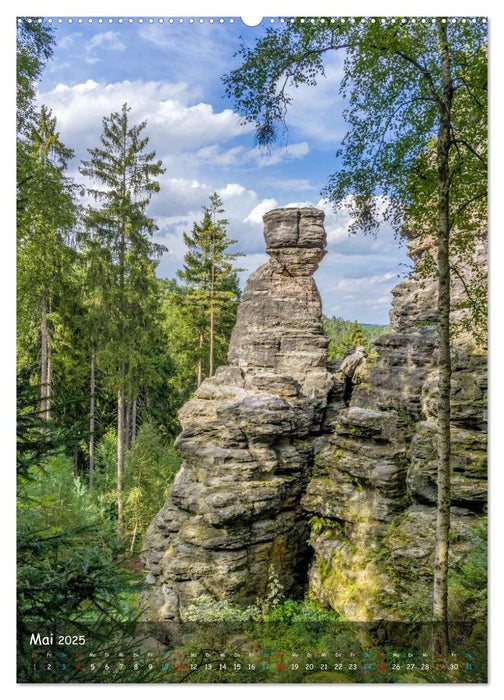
[131,397,137,446]
[209,302,215,377]
[73,444,79,479]
[197,330,203,387]
[117,379,125,544]
[89,349,95,489]
[432,22,453,658]
[117,164,127,544]
[209,231,216,377]
[40,289,49,419]
[46,350,52,420]
[125,400,131,450]
[129,508,139,557]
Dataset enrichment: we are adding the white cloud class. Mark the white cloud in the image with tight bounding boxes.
[191,142,310,170]
[148,177,212,217]
[267,179,315,193]
[39,79,246,161]
[218,183,249,199]
[88,31,126,52]
[244,199,279,224]
[237,253,269,286]
[155,217,199,264]
[332,272,398,292]
[137,23,231,85]
[47,61,70,73]
[39,79,311,208]
[151,180,267,280]
[283,200,315,208]
[248,142,310,167]
[194,144,244,167]
[149,178,259,221]
[315,198,354,245]
[58,33,82,50]
[152,101,245,155]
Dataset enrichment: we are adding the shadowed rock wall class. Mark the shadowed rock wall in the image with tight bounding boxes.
[303,232,487,621]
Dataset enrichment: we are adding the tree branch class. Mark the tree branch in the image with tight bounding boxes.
[391,49,444,110]
[452,190,487,218]
[452,136,487,169]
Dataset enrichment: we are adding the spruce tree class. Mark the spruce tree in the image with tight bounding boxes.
[17,105,77,419]
[79,103,165,542]
[341,321,368,354]
[16,18,55,192]
[177,193,243,386]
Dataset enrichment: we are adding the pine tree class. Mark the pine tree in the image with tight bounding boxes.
[79,103,165,542]
[177,193,243,386]
[341,321,368,353]
[323,316,372,360]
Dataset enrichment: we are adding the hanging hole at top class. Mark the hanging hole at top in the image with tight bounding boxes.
[241,17,263,26]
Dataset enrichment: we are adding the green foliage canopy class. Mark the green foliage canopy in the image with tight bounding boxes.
[224,18,487,337]
[323,316,390,360]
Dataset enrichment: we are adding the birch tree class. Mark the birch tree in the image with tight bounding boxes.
[224,17,487,654]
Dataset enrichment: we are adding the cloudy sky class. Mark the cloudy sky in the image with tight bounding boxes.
[36,16,411,324]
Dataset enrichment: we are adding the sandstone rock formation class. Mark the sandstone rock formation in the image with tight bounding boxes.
[142,210,487,627]
[142,208,334,621]
[303,231,487,621]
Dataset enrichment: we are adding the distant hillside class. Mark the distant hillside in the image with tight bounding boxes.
[362,322,391,343]
[323,316,391,361]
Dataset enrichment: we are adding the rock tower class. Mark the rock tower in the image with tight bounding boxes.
[142,207,334,621]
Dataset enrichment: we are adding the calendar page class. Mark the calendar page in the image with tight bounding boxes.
[16,11,488,684]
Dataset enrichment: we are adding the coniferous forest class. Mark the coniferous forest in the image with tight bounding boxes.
[16,19,246,672]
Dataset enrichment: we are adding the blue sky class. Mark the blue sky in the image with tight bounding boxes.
[36,16,411,324]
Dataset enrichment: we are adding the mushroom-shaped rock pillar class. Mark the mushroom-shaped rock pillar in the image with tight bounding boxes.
[141,207,334,622]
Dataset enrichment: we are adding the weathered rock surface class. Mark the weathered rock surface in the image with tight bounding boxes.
[303,231,487,621]
[142,212,487,626]
[142,208,333,620]
[227,207,332,422]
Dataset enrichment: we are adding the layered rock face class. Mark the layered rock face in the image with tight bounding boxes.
[142,209,487,625]
[142,208,334,621]
[303,232,487,621]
